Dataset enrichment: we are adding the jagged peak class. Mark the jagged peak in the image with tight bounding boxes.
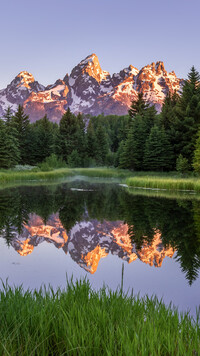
[70,53,104,83]
[15,71,35,86]
[17,71,34,79]
[127,65,139,76]
[155,61,166,72]
[138,61,167,76]
[79,53,99,66]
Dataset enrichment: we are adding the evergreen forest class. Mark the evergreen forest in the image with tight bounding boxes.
[1,66,200,173]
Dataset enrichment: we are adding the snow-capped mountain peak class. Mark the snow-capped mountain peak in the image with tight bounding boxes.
[0,54,183,122]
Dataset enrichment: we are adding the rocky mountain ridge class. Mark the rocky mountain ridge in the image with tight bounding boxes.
[0,54,183,122]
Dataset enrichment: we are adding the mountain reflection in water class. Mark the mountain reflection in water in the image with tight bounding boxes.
[10,214,174,274]
[0,181,200,285]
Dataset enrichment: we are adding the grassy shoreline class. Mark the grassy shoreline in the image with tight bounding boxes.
[1,167,200,192]
[0,279,199,355]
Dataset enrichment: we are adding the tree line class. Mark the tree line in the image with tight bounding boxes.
[0,66,200,172]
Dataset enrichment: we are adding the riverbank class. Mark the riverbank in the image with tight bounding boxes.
[1,167,200,192]
[0,279,199,356]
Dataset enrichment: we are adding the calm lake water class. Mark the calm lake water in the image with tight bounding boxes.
[0,178,200,315]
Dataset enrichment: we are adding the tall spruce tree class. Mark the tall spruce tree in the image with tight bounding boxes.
[174,67,200,165]
[95,124,109,165]
[59,108,78,162]
[119,123,136,169]
[119,94,156,170]
[0,119,20,168]
[12,105,30,164]
[3,106,13,124]
[193,128,200,173]
[86,121,98,160]
[143,125,173,171]
[59,109,86,165]
[33,115,54,163]
[75,113,86,164]
[159,91,180,168]
[129,92,149,118]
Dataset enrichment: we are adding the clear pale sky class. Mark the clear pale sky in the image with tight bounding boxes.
[0,0,199,89]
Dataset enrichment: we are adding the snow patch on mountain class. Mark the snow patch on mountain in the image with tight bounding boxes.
[0,54,183,121]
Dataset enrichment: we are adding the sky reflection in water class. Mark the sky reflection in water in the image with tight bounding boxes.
[0,179,200,315]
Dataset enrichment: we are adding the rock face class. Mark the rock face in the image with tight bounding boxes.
[0,71,45,117]
[10,214,175,273]
[0,54,183,122]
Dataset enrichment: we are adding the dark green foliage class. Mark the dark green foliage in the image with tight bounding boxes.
[119,95,157,170]
[159,91,180,168]
[129,92,149,118]
[86,120,98,160]
[143,125,173,171]
[59,109,86,165]
[193,128,200,173]
[173,67,200,165]
[59,108,77,161]
[39,154,66,171]
[90,114,130,153]
[3,106,13,124]
[176,154,190,174]
[68,149,81,167]
[105,151,116,166]
[32,115,55,163]
[95,123,109,165]
[12,105,30,164]
[160,91,180,132]
[119,124,136,169]
[0,119,20,168]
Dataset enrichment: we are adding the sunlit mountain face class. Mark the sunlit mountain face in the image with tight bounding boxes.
[0,54,183,122]
[0,181,200,285]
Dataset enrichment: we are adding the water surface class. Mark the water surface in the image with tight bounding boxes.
[0,179,200,315]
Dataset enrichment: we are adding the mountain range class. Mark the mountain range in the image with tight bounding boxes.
[0,54,183,122]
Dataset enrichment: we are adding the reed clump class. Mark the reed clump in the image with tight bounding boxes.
[126,176,200,192]
[0,279,199,355]
[0,168,75,183]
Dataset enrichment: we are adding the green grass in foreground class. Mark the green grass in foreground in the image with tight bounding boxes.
[0,280,199,356]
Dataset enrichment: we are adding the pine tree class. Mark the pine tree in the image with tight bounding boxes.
[129,92,149,118]
[86,121,98,160]
[33,115,54,163]
[0,120,20,168]
[3,106,13,124]
[95,124,109,165]
[59,109,86,165]
[59,108,78,162]
[119,124,136,169]
[174,66,200,165]
[159,91,180,168]
[119,102,157,170]
[75,113,86,164]
[12,105,30,164]
[193,128,200,173]
[143,125,173,171]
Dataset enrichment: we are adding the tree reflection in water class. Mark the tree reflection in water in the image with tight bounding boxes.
[0,181,200,285]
